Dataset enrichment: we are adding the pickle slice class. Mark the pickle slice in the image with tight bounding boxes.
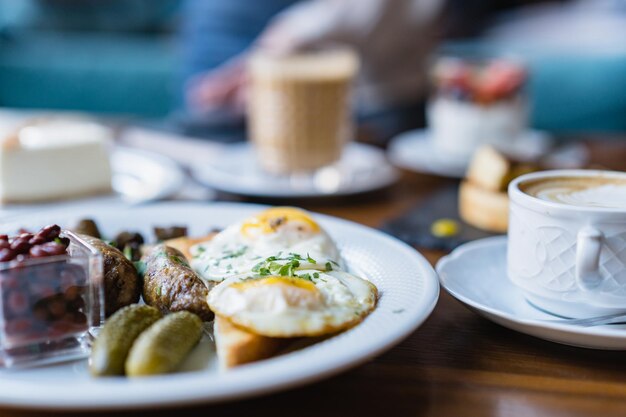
[125,311,203,377]
[90,304,162,376]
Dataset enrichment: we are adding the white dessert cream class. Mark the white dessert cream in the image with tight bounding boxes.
[521,177,626,209]
[428,96,527,159]
[0,119,112,203]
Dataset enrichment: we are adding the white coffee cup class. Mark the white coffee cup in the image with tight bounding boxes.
[507,169,626,318]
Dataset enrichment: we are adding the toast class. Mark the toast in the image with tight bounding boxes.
[164,234,288,368]
[214,315,288,369]
[459,180,509,233]
[465,146,511,192]
[460,145,538,233]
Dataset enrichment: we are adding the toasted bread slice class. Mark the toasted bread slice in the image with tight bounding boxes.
[163,234,216,260]
[466,146,511,192]
[214,315,287,369]
[459,180,509,233]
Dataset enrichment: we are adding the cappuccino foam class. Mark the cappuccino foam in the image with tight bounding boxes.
[521,176,626,209]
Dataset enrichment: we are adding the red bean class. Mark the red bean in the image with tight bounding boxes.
[40,225,61,241]
[10,238,31,254]
[0,234,8,241]
[0,248,16,262]
[29,242,66,258]
[6,291,29,315]
[0,240,10,250]
[28,235,46,246]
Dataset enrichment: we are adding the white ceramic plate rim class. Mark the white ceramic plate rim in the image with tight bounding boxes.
[0,202,438,410]
[388,129,552,178]
[437,236,626,339]
[191,142,399,198]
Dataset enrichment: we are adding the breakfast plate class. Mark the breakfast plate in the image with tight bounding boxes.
[0,147,185,219]
[0,202,438,410]
[388,129,587,178]
[190,142,398,198]
[436,236,626,349]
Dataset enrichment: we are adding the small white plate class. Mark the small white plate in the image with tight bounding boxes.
[191,142,398,198]
[0,202,438,410]
[436,236,626,349]
[0,147,185,218]
[388,129,586,178]
[110,147,186,204]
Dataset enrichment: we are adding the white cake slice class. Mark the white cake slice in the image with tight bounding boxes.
[0,119,113,203]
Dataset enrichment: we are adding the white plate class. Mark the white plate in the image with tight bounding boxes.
[191,142,398,198]
[0,202,438,410]
[0,147,186,218]
[436,236,626,349]
[388,129,586,178]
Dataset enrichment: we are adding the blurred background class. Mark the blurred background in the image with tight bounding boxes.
[0,0,624,143]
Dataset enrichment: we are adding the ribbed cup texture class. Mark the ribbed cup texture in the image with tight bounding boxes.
[248,74,352,174]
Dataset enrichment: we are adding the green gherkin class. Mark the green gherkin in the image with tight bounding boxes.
[90,304,162,376]
[125,311,203,377]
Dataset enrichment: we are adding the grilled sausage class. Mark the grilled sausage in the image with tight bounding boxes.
[80,235,140,317]
[142,245,213,321]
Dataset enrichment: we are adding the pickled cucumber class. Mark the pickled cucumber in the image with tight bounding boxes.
[125,311,203,377]
[90,304,162,376]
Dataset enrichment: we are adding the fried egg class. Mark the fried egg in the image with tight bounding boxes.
[191,207,342,283]
[207,265,378,337]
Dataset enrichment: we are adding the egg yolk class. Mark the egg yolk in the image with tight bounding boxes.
[240,207,320,237]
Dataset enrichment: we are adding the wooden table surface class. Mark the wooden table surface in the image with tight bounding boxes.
[3,138,626,417]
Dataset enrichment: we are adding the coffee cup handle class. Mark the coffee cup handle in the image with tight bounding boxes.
[576,227,604,291]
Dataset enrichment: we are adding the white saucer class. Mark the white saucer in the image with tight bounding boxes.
[0,147,185,218]
[388,129,587,178]
[191,142,398,198]
[436,236,626,349]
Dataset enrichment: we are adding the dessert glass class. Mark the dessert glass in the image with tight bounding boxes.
[0,232,104,367]
[427,56,528,160]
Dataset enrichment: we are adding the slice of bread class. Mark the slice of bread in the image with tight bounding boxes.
[214,315,287,369]
[459,180,509,233]
[164,234,288,368]
[465,146,511,192]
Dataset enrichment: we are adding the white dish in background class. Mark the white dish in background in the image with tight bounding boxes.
[436,236,626,349]
[0,147,185,218]
[388,129,588,178]
[191,142,398,198]
[0,202,439,410]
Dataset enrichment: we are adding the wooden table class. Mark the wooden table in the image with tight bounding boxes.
[4,138,626,417]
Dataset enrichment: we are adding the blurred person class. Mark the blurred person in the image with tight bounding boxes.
[180,0,445,141]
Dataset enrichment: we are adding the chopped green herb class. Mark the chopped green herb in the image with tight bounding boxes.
[325,262,333,272]
[169,255,189,266]
[156,286,162,296]
[221,246,248,259]
[299,273,313,282]
[306,253,316,264]
[313,272,320,279]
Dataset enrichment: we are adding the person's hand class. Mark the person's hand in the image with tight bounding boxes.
[185,57,248,115]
